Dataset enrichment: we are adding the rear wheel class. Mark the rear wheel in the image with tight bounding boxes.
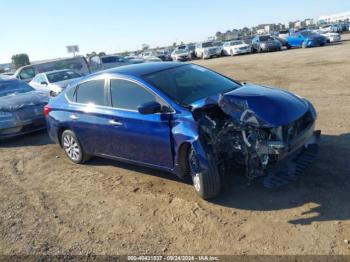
[61,130,90,164]
[188,147,221,199]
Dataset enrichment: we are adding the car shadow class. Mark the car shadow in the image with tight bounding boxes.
[211,133,350,225]
[0,130,53,148]
[86,157,189,184]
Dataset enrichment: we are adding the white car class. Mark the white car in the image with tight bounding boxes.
[171,49,191,61]
[222,40,251,56]
[141,51,158,59]
[321,32,341,43]
[144,56,162,62]
[278,30,290,40]
[195,41,221,59]
[29,69,83,97]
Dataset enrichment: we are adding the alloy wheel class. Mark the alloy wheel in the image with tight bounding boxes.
[63,135,80,161]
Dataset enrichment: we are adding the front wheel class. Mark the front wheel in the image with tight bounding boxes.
[188,147,221,199]
[61,130,90,164]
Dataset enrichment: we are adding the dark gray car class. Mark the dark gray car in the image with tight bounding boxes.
[252,35,282,53]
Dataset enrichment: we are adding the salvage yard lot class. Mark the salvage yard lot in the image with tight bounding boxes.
[1,35,350,255]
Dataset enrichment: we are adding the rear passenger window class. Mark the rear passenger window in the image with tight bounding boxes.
[76,80,105,105]
[110,79,156,110]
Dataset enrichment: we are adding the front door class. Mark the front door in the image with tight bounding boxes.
[105,78,173,169]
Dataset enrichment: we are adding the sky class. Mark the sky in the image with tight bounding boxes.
[1,0,350,63]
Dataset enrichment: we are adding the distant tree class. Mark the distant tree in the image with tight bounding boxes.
[98,52,106,57]
[142,43,150,50]
[86,51,97,58]
[172,42,177,47]
[11,53,30,69]
[215,31,223,41]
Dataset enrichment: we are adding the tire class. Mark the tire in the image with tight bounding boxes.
[61,130,90,164]
[188,147,221,200]
[286,43,291,49]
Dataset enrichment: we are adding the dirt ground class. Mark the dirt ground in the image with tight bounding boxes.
[1,35,350,256]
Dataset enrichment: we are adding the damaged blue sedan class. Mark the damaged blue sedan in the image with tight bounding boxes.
[0,79,48,139]
[45,62,320,199]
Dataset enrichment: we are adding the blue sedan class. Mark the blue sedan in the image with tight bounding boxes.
[45,62,320,199]
[287,31,327,48]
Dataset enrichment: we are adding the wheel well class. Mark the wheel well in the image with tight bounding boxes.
[57,127,70,147]
[178,142,191,177]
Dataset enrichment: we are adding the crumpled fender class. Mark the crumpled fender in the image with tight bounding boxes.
[171,112,210,177]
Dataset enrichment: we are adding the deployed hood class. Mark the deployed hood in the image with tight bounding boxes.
[0,91,48,112]
[192,84,309,127]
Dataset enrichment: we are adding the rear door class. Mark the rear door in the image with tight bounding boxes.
[69,78,115,156]
[104,78,173,168]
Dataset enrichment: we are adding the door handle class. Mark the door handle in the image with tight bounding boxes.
[109,119,123,126]
[69,114,79,120]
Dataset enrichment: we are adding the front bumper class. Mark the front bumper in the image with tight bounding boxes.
[262,128,321,188]
[265,123,320,161]
[234,49,251,54]
[0,117,46,139]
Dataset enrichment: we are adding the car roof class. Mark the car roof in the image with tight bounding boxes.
[101,62,186,77]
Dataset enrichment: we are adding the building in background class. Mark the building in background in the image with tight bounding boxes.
[319,12,350,23]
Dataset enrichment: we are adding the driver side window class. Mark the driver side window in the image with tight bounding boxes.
[110,79,156,111]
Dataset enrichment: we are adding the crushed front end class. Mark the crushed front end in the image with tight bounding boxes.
[193,84,320,187]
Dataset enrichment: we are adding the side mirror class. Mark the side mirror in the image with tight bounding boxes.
[138,101,162,115]
[41,81,48,86]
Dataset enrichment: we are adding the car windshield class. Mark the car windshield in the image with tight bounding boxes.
[300,31,317,37]
[101,56,124,63]
[232,40,244,45]
[259,36,273,41]
[213,42,222,47]
[0,81,34,97]
[47,70,81,83]
[202,42,213,48]
[142,64,241,106]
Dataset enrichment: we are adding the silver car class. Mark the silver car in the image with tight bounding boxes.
[29,69,83,97]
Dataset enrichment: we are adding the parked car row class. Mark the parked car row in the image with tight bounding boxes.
[170,28,341,61]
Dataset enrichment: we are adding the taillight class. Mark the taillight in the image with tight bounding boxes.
[44,105,52,117]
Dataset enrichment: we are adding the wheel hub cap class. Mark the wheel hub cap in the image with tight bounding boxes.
[63,135,80,161]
